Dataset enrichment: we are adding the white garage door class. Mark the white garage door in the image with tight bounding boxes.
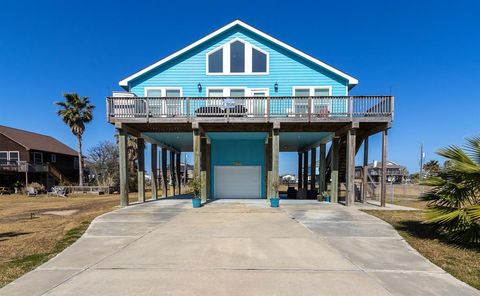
[214,166,261,199]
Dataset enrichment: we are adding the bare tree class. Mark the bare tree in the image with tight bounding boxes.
[87,141,119,188]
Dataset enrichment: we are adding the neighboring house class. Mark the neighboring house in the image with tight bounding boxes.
[0,125,79,189]
[367,160,407,184]
[108,20,394,206]
[281,174,297,183]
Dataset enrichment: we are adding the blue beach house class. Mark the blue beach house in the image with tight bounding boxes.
[108,20,393,206]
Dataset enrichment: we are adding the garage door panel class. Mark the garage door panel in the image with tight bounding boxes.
[214,166,261,199]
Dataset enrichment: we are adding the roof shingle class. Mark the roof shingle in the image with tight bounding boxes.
[0,125,78,157]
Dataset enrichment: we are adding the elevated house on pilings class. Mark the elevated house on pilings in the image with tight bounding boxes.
[107,20,393,207]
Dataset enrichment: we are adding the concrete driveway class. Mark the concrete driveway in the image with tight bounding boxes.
[1,199,478,296]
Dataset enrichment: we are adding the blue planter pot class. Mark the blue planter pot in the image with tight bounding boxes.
[270,198,280,208]
[324,196,331,202]
[192,198,201,208]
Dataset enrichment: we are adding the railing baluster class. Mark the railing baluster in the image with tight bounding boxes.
[106,96,394,121]
[145,98,150,120]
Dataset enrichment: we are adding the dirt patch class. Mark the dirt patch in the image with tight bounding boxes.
[43,210,79,216]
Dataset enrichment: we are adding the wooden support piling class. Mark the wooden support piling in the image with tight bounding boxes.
[271,127,279,198]
[161,148,168,198]
[381,130,388,207]
[118,129,129,207]
[319,144,326,194]
[297,152,303,189]
[176,152,181,195]
[170,150,176,196]
[303,150,308,190]
[362,137,369,204]
[310,147,317,191]
[331,137,340,203]
[151,144,158,200]
[137,138,145,203]
[346,129,356,206]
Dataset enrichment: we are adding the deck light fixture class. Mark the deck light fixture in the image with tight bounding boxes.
[274,82,278,92]
[197,83,202,92]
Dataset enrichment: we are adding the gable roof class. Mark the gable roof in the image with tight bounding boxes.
[119,20,358,88]
[0,125,78,157]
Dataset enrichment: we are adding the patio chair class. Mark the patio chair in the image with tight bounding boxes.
[48,186,67,197]
[195,106,225,117]
[26,187,37,197]
[0,187,8,195]
[229,105,248,117]
[316,106,330,118]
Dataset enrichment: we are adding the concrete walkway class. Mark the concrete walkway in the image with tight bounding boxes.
[1,199,478,296]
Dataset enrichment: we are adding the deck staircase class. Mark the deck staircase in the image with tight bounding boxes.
[47,163,72,185]
[325,134,366,183]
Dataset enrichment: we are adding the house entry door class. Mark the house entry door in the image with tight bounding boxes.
[248,89,268,117]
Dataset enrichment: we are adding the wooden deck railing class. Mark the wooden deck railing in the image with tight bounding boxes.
[0,161,54,173]
[106,96,394,121]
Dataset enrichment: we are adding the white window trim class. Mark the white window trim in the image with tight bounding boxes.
[144,87,184,116]
[292,86,332,114]
[205,38,269,75]
[206,87,248,106]
[205,87,269,116]
[8,151,20,162]
[33,152,43,164]
[0,151,7,164]
[249,88,270,96]
[51,154,56,163]
[206,47,224,74]
[144,87,183,97]
[247,88,269,116]
[206,87,249,97]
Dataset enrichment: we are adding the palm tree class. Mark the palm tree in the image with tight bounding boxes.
[423,160,441,177]
[422,136,480,244]
[56,93,95,186]
[114,134,138,173]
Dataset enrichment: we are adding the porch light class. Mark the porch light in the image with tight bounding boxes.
[197,83,202,92]
[274,82,278,92]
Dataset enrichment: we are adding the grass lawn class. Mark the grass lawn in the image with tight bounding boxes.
[364,194,480,290]
[0,193,141,288]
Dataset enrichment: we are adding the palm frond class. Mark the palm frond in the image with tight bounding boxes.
[424,136,480,244]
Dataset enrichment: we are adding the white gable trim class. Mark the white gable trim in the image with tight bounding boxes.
[119,20,358,88]
[205,37,269,75]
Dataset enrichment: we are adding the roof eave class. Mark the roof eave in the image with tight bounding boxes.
[118,19,359,88]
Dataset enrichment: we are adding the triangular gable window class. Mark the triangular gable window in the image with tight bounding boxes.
[207,38,269,75]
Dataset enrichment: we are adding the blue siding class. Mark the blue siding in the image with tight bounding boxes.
[129,26,348,97]
[210,139,265,198]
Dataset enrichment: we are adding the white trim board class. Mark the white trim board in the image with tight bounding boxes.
[119,20,358,88]
[292,86,333,114]
[205,37,269,75]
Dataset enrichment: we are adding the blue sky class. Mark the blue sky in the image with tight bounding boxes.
[0,0,479,175]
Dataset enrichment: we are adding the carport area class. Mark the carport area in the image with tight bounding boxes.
[2,200,478,296]
[117,121,392,206]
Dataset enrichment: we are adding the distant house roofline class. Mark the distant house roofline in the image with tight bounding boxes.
[0,125,78,157]
[118,19,358,89]
[368,160,406,169]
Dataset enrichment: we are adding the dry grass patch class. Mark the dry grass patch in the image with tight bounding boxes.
[364,194,480,290]
[0,193,142,287]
